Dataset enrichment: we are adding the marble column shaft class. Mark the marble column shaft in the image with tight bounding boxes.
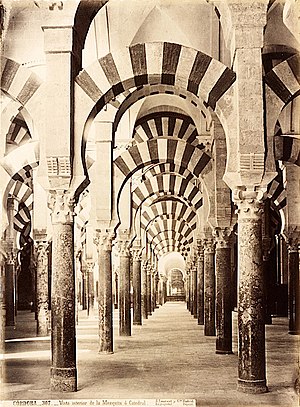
[287,239,300,335]
[5,253,15,327]
[35,241,49,336]
[214,231,233,354]
[118,242,131,336]
[197,245,204,325]
[94,232,114,353]
[192,265,198,318]
[141,263,148,319]
[132,250,142,325]
[204,239,216,336]
[49,192,77,392]
[147,270,152,316]
[236,197,267,394]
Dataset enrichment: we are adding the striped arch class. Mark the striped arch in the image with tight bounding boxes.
[141,162,200,182]
[141,201,197,230]
[75,42,236,112]
[153,237,193,257]
[113,84,207,134]
[1,141,39,178]
[147,217,194,240]
[151,232,194,253]
[114,138,210,180]
[132,174,203,211]
[134,112,199,146]
[5,113,31,154]
[1,57,42,106]
[274,135,300,166]
[264,54,300,104]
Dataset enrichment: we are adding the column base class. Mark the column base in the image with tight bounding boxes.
[288,330,300,335]
[216,349,233,355]
[237,379,268,394]
[204,328,215,336]
[133,321,142,325]
[50,367,77,392]
[98,350,114,355]
[193,314,198,319]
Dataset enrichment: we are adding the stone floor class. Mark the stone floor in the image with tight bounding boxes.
[2,302,300,406]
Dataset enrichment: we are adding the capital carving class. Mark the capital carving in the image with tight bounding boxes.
[131,247,142,261]
[94,230,114,252]
[285,228,300,253]
[48,190,74,224]
[213,227,233,249]
[233,189,265,220]
[203,238,215,254]
[116,239,130,257]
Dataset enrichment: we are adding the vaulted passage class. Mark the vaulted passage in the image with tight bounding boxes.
[4,302,298,405]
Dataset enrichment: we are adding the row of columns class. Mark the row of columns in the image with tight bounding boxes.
[3,193,299,394]
[186,199,300,393]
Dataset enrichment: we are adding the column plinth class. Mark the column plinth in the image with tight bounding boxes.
[203,238,216,336]
[235,193,267,394]
[94,230,114,353]
[214,228,233,355]
[49,191,77,392]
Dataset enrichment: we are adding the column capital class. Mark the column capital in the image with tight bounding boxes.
[202,238,215,254]
[285,227,300,253]
[213,227,233,249]
[48,190,74,224]
[94,229,115,252]
[131,247,142,261]
[233,189,265,220]
[116,236,131,257]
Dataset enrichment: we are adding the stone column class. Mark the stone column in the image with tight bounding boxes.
[35,238,50,336]
[186,270,190,310]
[117,235,131,336]
[5,249,15,327]
[141,261,148,319]
[5,197,16,326]
[197,241,204,325]
[94,230,114,353]
[235,192,267,393]
[151,271,157,312]
[286,231,300,335]
[131,247,142,325]
[203,238,216,336]
[158,276,163,305]
[86,261,95,315]
[147,264,152,316]
[192,263,198,318]
[262,236,273,325]
[162,276,167,304]
[214,228,233,354]
[48,191,77,392]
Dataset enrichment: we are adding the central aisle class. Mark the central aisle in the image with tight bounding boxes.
[4,302,298,406]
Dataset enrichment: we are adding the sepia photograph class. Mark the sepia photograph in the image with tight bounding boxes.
[0,0,299,406]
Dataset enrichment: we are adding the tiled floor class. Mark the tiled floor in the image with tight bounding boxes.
[2,302,299,406]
